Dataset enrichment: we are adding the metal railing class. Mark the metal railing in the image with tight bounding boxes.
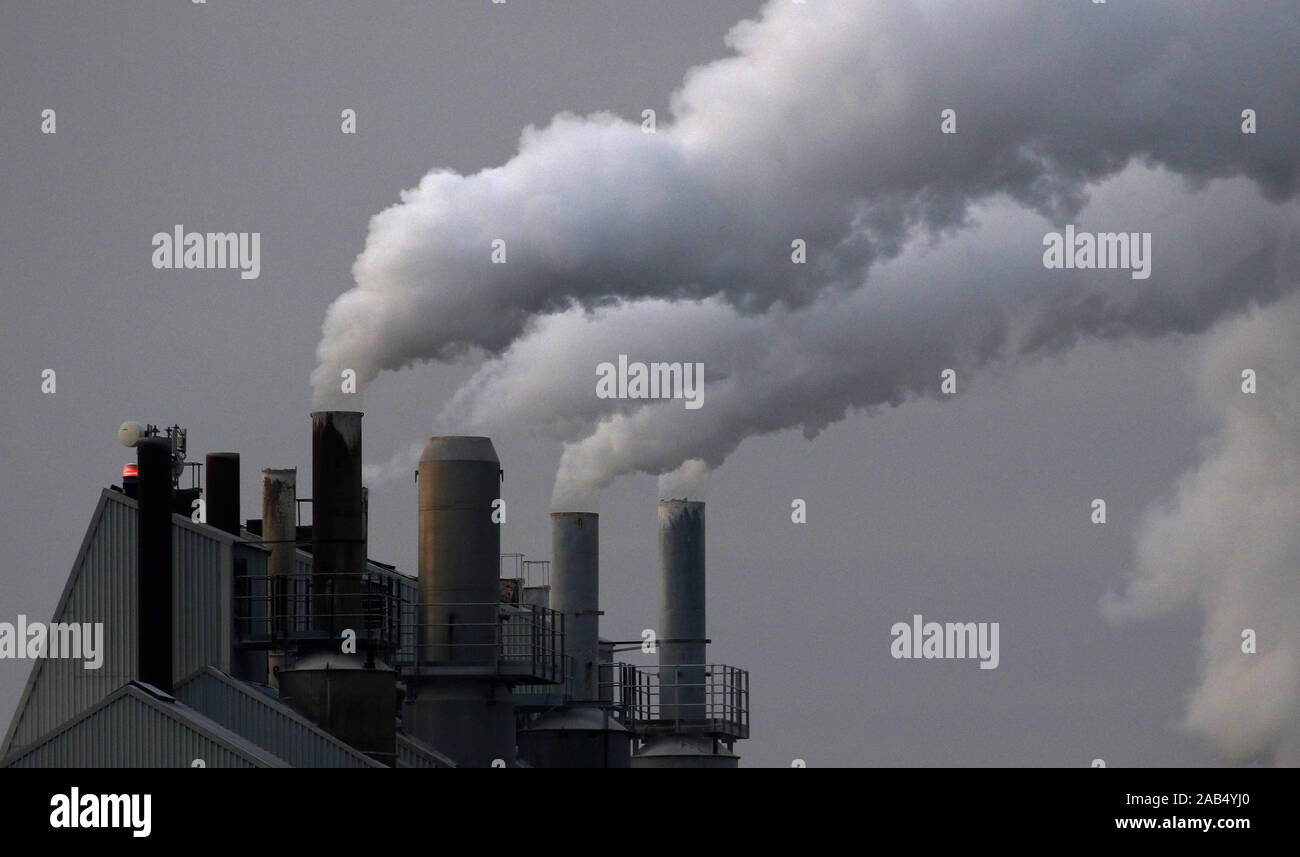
[233,574,564,683]
[389,601,565,684]
[500,554,549,589]
[233,572,403,650]
[601,663,749,740]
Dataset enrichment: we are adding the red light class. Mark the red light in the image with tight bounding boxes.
[123,463,138,478]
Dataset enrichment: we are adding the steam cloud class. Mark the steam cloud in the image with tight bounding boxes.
[315,0,1299,506]
[1105,293,1300,766]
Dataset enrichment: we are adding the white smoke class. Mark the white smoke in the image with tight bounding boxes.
[441,167,1299,506]
[361,441,423,487]
[321,0,1299,577]
[1104,293,1300,766]
[657,459,711,503]
[314,0,1300,408]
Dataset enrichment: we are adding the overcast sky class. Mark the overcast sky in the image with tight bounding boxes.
[3,0,1297,767]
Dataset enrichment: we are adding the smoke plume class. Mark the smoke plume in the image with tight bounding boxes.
[314,0,1299,401]
[313,0,1299,509]
[1104,293,1300,765]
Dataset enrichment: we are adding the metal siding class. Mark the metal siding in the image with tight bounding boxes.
[174,670,381,768]
[397,736,438,768]
[5,492,234,755]
[7,494,136,751]
[7,692,261,768]
[172,519,229,680]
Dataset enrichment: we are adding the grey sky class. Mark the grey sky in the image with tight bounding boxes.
[4,0,1295,766]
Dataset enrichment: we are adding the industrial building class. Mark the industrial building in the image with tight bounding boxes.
[0,413,749,767]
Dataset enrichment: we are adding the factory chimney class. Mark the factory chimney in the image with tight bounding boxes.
[516,512,631,768]
[309,411,365,633]
[404,437,517,767]
[658,500,706,722]
[205,452,240,536]
[630,499,739,768]
[551,512,600,701]
[278,412,396,766]
[262,468,296,686]
[136,437,173,692]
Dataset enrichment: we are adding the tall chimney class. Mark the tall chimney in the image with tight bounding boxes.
[551,512,599,701]
[658,500,706,723]
[310,411,365,637]
[262,468,296,684]
[205,452,240,536]
[404,436,516,767]
[417,436,500,664]
[283,415,396,765]
[137,437,173,692]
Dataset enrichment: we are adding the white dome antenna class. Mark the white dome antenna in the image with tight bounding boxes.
[117,421,144,447]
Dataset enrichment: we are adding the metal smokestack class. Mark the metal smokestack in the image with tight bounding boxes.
[284,417,396,765]
[262,468,296,684]
[551,512,599,701]
[310,411,365,636]
[658,499,706,723]
[406,436,517,767]
[137,437,173,692]
[417,436,500,664]
[205,452,240,536]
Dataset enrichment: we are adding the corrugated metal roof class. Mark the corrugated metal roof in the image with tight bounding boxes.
[174,667,383,768]
[1,486,433,765]
[1,682,289,768]
[396,731,457,768]
[2,490,244,757]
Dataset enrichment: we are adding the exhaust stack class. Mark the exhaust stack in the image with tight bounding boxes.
[550,512,599,701]
[262,468,296,685]
[404,436,516,767]
[417,436,501,664]
[658,500,706,722]
[136,437,173,692]
[205,452,240,536]
[280,412,396,766]
[310,411,365,634]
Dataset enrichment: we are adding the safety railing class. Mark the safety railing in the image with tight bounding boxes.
[233,575,564,683]
[601,663,749,740]
[389,601,565,684]
[233,572,403,651]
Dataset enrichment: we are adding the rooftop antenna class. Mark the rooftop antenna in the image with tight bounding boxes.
[118,420,189,486]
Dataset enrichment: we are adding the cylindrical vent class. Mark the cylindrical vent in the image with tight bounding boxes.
[418,437,500,665]
[262,468,296,679]
[137,438,173,692]
[310,411,366,639]
[205,452,240,536]
[658,500,706,723]
[551,512,599,701]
